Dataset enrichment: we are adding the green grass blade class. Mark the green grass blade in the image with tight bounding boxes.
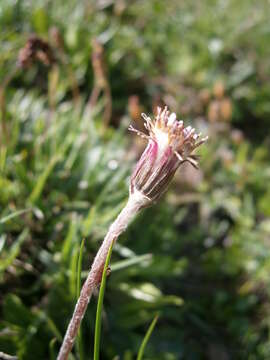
[76,238,85,360]
[77,238,85,299]
[0,228,29,272]
[82,206,96,237]
[70,243,79,298]
[136,314,159,360]
[61,218,77,265]
[0,145,7,172]
[81,253,152,278]
[49,337,57,360]
[111,253,152,272]
[29,155,60,204]
[0,208,32,224]
[93,242,114,360]
[46,316,62,342]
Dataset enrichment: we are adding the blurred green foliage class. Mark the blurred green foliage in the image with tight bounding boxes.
[0,0,270,359]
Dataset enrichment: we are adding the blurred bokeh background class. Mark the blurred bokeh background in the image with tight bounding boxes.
[1,1,270,359]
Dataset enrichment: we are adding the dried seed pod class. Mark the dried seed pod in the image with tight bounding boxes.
[18,35,55,68]
[88,38,112,126]
[231,129,244,145]
[199,88,211,106]
[207,100,220,123]
[128,95,143,124]
[213,80,225,99]
[91,38,107,88]
[220,98,232,122]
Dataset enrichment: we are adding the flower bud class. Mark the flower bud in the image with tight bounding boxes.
[129,107,208,202]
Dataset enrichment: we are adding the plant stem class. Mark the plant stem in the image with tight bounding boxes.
[136,314,159,360]
[93,241,114,360]
[57,191,150,360]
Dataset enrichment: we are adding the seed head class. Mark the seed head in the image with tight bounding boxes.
[129,106,208,202]
[18,35,55,68]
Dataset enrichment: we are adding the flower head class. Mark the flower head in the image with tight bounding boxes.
[129,106,208,203]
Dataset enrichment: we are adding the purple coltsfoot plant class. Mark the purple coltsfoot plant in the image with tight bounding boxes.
[57,106,208,360]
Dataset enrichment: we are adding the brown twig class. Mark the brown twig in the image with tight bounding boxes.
[56,52,81,108]
[87,38,112,127]
[50,27,81,106]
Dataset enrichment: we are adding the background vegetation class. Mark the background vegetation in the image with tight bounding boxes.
[1,0,270,359]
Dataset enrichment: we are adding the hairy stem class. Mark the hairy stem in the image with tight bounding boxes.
[57,191,150,360]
